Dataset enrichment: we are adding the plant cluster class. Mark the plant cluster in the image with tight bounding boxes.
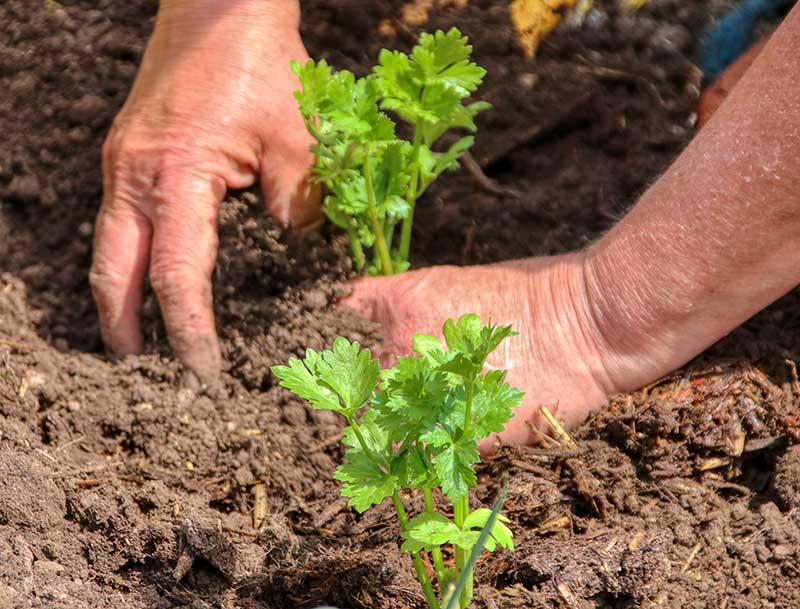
[272,314,522,608]
[291,28,489,276]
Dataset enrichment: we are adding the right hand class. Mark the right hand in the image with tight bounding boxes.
[90,0,319,384]
[344,255,630,448]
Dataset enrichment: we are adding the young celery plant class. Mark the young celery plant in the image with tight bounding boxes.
[373,28,491,262]
[291,28,489,276]
[271,314,522,608]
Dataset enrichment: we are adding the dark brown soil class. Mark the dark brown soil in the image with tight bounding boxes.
[1,1,799,608]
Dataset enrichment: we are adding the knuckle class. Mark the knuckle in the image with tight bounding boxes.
[102,124,202,183]
[149,260,208,302]
[88,258,126,299]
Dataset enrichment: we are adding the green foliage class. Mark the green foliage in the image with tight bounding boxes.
[291,28,489,276]
[272,315,522,608]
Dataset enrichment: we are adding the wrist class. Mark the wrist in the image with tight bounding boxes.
[581,221,716,393]
[157,0,301,33]
[516,253,622,398]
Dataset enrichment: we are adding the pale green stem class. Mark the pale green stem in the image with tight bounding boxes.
[423,486,446,584]
[453,495,468,608]
[345,415,382,468]
[346,226,366,272]
[462,380,475,436]
[363,148,394,275]
[456,378,477,607]
[347,416,438,609]
[399,127,422,263]
[393,493,441,609]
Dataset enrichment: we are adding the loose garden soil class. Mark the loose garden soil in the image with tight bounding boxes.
[2,1,799,608]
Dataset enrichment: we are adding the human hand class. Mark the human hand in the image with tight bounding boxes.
[90,0,318,383]
[344,255,632,449]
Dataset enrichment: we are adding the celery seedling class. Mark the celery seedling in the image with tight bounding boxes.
[272,314,522,608]
[291,29,489,276]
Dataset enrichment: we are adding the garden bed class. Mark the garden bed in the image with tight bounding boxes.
[1,1,799,608]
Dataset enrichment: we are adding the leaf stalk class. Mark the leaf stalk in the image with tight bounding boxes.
[363,146,395,275]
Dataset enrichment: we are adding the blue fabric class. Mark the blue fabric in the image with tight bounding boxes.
[697,0,790,82]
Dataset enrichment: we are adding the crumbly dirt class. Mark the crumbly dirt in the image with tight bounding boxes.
[1,0,799,608]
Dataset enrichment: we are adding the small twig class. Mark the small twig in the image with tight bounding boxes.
[475,89,592,168]
[55,434,85,453]
[573,59,666,108]
[312,432,344,453]
[681,542,702,573]
[556,582,579,607]
[525,446,587,459]
[697,456,732,471]
[73,478,105,488]
[538,406,578,449]
[313,496,350,529]
[525,420,557,448]
[460,151,522,198]
[627,531,645,551]
[703,478,752,495]
[509,458,551,477]
[786,359,800,395]
[222,526,258,538]
[34,447,57,463]
[252,482,267,530]
[49,460,121,478]
[0,338,38,351]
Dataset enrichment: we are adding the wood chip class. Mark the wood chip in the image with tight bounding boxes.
[252,482,267,530]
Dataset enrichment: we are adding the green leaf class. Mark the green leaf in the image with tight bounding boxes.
[435,137,474,175]
[291,58,333,118]
[442,314,482,353]
[335,411,398,512]
[335,449,398,513]
[437,353,480,379]
[271,353,342,412]
[374,28,488,135]
[451,101,492,131]
[419,28,472,72]
[390,445,431,489]
[401,512,460,552]
[463,508,514,551]
[401,511,484,553]
[271,338,379,416]
[374,49,415,102]
[470,370,524,438]
[370,142,412,220]
[416,29,485,95]
[423,428,479,502]
[317,337,379,413]
[442,314,517,369]
[412,333,448,365]
[376,355,449,446]
[436,370,523,441]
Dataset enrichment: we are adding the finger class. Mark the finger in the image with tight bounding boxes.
[338,277,380,321]
[148,170,224,382]
[90,192,152,358]
[341,275,415,368]
[260,128,322,231]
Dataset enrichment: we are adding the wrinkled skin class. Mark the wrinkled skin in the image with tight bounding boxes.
[90,1,318,383]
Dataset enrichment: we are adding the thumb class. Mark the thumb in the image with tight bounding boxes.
[341,274,415,370]
[340,275,392,323]
[260,129,322,231]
